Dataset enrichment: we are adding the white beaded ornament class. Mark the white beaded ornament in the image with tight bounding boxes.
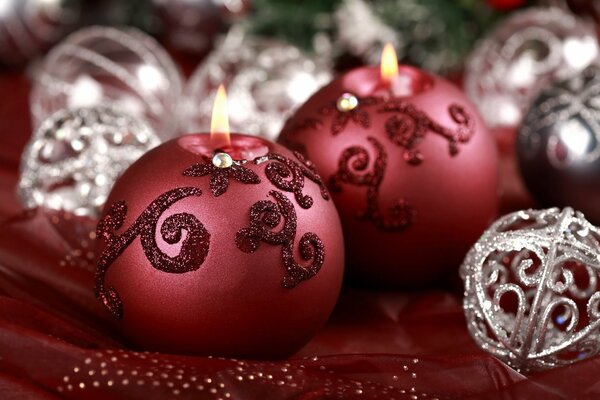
[18,106,160,217]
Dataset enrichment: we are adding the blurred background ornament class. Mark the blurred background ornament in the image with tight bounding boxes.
[30,26,184,140]
[182,29,332,140]
[516,66,600,225]
[152,0,252,56]
[0,0,81,66]
[461,207,600,372]
[18,106,160,217]
[465,6,599,130]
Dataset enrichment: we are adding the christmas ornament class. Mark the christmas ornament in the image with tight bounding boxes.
[465,7,599,129]
[152,0,251,55]
[516,66,600,225]
[182,30,332,141]
[95,88,344,358]
[30,26,184,140]
[0,0,81,66]
[461,207,600,372]
[18,106,160,217]
[278,45,499,286]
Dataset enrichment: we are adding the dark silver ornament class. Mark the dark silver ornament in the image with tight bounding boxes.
[517,66,600,224]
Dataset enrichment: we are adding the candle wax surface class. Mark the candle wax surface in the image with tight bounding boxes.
[342,65,435,98]
[178,133,270,160]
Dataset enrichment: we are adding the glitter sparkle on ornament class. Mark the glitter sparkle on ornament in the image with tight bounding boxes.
[18,106,160,217]
[461,207,600,372]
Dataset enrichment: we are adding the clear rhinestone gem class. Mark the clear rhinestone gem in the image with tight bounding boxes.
[212,152,233,168]
[336,93,358,112]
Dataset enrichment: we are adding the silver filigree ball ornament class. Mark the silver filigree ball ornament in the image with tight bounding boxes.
[461,207,600,372]
[18,106,160,217]
[182,29,332,140]
[517,66,600,225]
[30,26,184,140]
[465,7,599,129]
[0,0,81,66]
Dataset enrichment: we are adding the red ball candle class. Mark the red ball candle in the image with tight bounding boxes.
[279,45,499,287]
[95,86,344,358]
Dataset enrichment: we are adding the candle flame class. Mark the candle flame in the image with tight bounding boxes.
[210,84,231,148]
[381,43,399,84]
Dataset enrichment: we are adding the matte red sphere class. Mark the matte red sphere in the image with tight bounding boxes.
[94,134,344,359]
[278,65,499,286]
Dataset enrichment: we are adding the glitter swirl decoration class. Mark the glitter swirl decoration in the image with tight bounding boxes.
[96,187,210,319]
[287,94,475,160]
[379,100,474,165]
[465,7,599,128]
[236,190,325,289]
[294,94,474,233]
[256,152,330,209]
[320,95,382,136]
[30,26,184,140]
[183,155,261,197]
[18,106,161,217]
[461,207,600,372]
[182,29,332,141]
[329,136,414,232]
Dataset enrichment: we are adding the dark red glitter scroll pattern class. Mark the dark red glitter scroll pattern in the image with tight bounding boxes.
[259,151,330,209]
[329,136,414,232]
[182,155,261,197]
[95,187,210,319]
[320,96,383,136]
[236,190,325,289]
[282,97,475,233]
[379,101,474,165]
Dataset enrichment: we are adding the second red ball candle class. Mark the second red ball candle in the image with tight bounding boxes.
[279,45,499,286]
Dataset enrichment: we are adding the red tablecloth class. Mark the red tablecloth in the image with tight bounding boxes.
[1,66,596,400]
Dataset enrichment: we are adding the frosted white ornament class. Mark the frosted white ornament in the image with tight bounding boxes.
[182,29,332,141]
[461,207,600,372]
[30,26,184,140]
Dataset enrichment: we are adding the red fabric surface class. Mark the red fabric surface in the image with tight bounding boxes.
[1,67,598,400]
